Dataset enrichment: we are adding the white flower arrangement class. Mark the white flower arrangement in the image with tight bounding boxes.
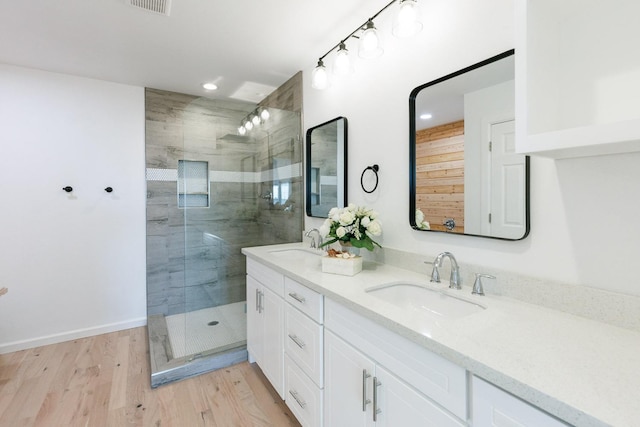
[319,204,382,251]
[415,208,430,230]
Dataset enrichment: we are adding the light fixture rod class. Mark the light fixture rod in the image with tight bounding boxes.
[317,0,397,61]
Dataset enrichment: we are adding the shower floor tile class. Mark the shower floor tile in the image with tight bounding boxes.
[165,301,247,359]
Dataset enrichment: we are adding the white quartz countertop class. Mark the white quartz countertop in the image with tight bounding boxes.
[242,243,640,427]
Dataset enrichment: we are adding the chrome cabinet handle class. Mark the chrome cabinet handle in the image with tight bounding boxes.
[288,292,306,304]
[373,377,382,422]
[258,290,264,313]
[288,334,305,349]
[362,369,372,411]
[289,390,307,409]
[255,288,260,312]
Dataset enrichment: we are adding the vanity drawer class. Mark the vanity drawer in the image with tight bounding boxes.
[285,277,323,323]
[285,354,322,427]
[285,304,323,387]
[247,258,284,296]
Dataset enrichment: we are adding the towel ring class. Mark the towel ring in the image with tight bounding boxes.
[360,164,379,194]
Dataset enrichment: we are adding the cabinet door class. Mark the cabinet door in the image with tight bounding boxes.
[261,285,285,399]
[375,366,464,427]
[472,376,568,427]
[324,330,375,427]
[246,275,262,365]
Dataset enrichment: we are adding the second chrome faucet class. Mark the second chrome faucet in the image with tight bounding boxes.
[428,252,461,289]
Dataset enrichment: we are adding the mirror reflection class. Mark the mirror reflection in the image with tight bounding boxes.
[306,117,348,218]
[409,50,529,240]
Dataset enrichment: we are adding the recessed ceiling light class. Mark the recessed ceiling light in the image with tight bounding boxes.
[420,113,433,120]
[202,82,218,90]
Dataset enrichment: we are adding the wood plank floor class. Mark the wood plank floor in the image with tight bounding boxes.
[0,327,300,427]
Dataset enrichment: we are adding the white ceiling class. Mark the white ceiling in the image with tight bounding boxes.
[0,0,391,101]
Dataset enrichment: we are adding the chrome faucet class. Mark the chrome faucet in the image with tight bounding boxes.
[304,229,323,249]
[430,252,461,289]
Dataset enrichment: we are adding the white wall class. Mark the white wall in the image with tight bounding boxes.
[0,65,147,353]
[303,0,640,296]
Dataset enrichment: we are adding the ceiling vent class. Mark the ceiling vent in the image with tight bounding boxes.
[127,0,172,16]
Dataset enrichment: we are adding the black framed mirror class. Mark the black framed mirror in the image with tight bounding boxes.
[306,117,348,218]
[409,50,529,240]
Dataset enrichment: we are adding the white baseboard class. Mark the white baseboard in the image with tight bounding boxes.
[0,317,148,354]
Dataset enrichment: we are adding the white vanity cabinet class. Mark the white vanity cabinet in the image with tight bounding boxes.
[472,376,568,427]
[324,299,467,427]
[246,259,285,399]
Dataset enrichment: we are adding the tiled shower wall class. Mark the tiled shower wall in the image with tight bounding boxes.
[145,88,303,316]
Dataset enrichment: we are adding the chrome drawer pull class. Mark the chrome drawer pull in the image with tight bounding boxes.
[362,369,372,411]
[373,377,382,421]
[288,334,306,349]
[289,390,307,409]
[288,292,306,304]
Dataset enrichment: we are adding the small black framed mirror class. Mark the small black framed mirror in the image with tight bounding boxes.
[306,117,348,218]
[409,50,530,240]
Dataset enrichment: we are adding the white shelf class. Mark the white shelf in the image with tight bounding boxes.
[519,118,640,159]
[515,0,640,159]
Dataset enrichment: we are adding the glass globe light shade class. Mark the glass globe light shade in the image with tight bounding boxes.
[333,42,351,76]
[311,59,329,90]
[393,0,423,38]
[358,20,383,59]
[260,108,270,121]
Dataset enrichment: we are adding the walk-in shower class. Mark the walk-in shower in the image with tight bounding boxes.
[145,88,302,386]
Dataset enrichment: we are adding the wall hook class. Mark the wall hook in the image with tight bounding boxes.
[105,187,113,193]
[62,186,73,193]
[361,164,379,194]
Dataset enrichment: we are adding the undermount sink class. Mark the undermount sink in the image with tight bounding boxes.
[268,247,324,260]
[366,282,485,321]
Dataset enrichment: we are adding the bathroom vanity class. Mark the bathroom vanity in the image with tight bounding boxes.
[242,243,640,427]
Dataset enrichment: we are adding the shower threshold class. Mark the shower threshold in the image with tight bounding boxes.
[148,302,248,388]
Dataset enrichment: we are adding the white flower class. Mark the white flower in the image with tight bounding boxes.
[347,203,356,211]
[319,219,331,237]
[361,216,371,227]
[369,210,379,220]
[339,210,355,226]
[415,209,430,230]
[365,220,382,236]
[328,207,340,219]
[336,226,347,238]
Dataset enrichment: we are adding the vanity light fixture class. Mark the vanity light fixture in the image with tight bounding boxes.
[311,0,423,90]
[237,107,271,135]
